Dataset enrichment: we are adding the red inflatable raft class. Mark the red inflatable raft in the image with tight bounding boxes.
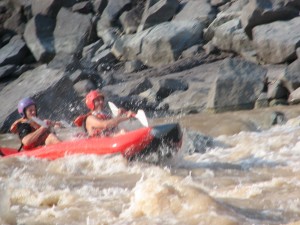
[0,123,182,160]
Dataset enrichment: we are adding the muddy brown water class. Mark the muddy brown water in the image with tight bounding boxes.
[1,105,300,225]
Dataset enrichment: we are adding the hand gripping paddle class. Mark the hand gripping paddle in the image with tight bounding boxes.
[108,102,149,127]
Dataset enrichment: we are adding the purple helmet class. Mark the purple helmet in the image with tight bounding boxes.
[18,97,36,118]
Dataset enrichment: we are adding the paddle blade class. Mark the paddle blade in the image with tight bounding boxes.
[108,101,149,127]
[108,102,119,117]
[136,110,149,127]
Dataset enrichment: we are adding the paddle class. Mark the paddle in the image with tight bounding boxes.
[31,117,48,128]
[108,102,149,127]
[31,117,72,128]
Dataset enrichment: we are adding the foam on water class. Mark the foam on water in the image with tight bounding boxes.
[2,117,300,224]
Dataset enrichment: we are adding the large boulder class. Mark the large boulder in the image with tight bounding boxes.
[288,87,300,105]
[54,8,93,55]
[0,65,16,80]
[7,0,33,10]
[31,0,62,17]
[156,60,222,114]
[174,0,215,24]
[286,0,300,10]
[212,18,254,55]
[0,65,83,133]
[111,29,150,60]
[240,0,299,39]
[92,0,108,15]
[0,35,30,66]
[3,7,27,35]
[112,20,205,67]
[138,0,179,32]
[99,0,131,27]
[206,58,267,112]
[23,15,56,62]
[120,6,143,34]
[203,0,249,42]
[140,20,205,67]
[284,57,300,89]
[102,77,153,97]
[267,77,293,102]
[72,1,93,14]
[252,17,300,64]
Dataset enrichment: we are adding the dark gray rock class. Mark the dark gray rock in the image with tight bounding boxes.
[47,53,80,72]
[12,64,34,78]
[288,87,300,104]
[0,31,14,49]
[3,8,27,35]
[60,0,87,8]
[271,111,286,125]
[125,60,145,73]
[69,69,102,88]
[82,40,104,60]
[112,20,205,67]
[72,1,93,14]
[206,58,267,112]
[267,79,291,101]
[181,45,201,58]
[212,19,254,56]
[140,20,205,67]
[103,77,153,97]
[252,17,300,64]
[24,15,56,62]
[0,65,84,133]
[31,0,62,17]
[285,0,300,9]
[182,130,214,154]
[54,8,93,55]
[119,6,142,34]
[0,35,30,66]
[8,0,33,9]
[155,78,189,101]
[91,49,117,66]
[149,59,222,114]
[139,0,179,31]
[92,0,108,15]
[241,0,299,39]
[0,65,17,80]
[174,0,215,24]
[73,79,97,97]
[100,0,131,26]
[285,58,300,89]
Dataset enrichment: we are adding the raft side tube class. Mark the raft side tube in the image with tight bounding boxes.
[151,123,182,143]
[130,123,182,161]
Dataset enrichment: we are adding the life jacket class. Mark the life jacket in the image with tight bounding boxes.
[73,111,113,137]
[10,118,48,150]
[73,112,91,127]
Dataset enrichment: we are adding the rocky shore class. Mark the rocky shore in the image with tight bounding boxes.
[0,0,300,133]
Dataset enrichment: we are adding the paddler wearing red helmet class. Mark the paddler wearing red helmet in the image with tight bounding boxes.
[76,90,134,137]
[10,97,61,150]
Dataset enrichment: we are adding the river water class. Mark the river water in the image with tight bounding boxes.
[1,106,300,225]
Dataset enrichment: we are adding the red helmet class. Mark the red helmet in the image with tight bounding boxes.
[85,90,105,110]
